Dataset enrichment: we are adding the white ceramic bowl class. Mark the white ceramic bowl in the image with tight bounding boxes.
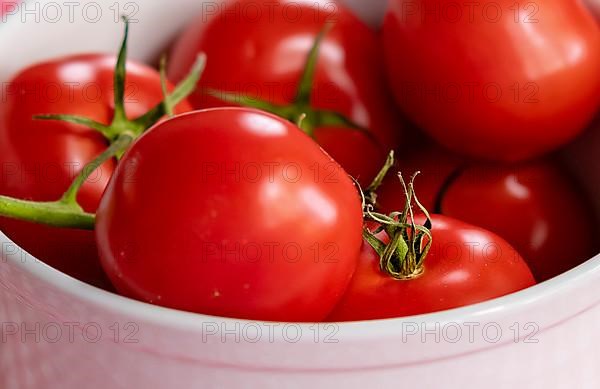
[1,1,599,388]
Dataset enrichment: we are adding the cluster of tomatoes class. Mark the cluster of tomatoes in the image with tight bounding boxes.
[0,0,599,322]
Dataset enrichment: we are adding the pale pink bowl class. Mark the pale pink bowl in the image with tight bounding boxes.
[1,1,599,388]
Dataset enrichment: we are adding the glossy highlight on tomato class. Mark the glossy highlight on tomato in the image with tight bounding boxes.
[96,108,364,322]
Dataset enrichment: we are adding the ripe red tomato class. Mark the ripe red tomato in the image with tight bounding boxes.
[95,108,364,321]
[328,215,536,321]
[383,0,600,161]
[377,146,598,281]
[439,161,598,282]
[168,0,402,185]
[0,54,191,286]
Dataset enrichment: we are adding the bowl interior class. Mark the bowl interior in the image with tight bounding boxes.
[0,0,599,339]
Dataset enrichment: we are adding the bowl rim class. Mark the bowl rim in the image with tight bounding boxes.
[3,229,600,339]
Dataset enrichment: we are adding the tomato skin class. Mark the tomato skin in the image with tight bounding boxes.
[378,146,598,282]
[440,161,598,282]
[168,0,402,185]
[383,0,600,161]
[585,0,600,21]
[377,143,465,212]
[327,215,535,321]
[96,108,364,322]
[0,54,191,286]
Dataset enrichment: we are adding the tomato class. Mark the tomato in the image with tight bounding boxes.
[383,0,600,161]
[95,108,364,321]
[328,214,535,321]
[439,161,598,281]
[377,146,598,281]
[168,0,402,185]
[0,54,191,286]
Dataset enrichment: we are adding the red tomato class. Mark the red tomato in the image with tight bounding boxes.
[95,108,364,322]
[440,161,598,282]
[168,0,402,185]
[377,147,598,281]
[328,215,536,321]
[0,54,191,286]
[383,0,600,161]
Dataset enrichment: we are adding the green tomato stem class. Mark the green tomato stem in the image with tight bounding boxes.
[33,115,112,138]
[0,197,95,230]
[34,22,206,142]
[207,22,376,143]
[0,132,133,230]
[295,21,334,106]
[112,15,130,125]
[134,53,207,132]
[364,150,395,208]
[60,132,134,206]
[159,54,174,117]
[0,18,207,232]
[361,170,433,280]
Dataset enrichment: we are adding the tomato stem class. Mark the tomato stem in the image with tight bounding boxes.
[360,167,433,280]
[207,22,376,143]
[34,20,207,142]
[60,132,134,206]
[159,54,174,117]
[295,21,334,106]
[134,53,207,132]
[112,15,130,125]
[0,197,95,230]
[32,114,113,138]
[0,132,133,230]
[364,150,395,208]
[0,18,207,232]
[296,113,308,128]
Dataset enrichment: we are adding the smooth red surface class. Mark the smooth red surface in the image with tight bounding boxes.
[377,143,465,212]
[168,0,402,185]
[328,215,536,321]
[585,0,600,20]
[0,54,190,286]
[96,108,364,322]
[441,161,598,282]
[383,0,600,161]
